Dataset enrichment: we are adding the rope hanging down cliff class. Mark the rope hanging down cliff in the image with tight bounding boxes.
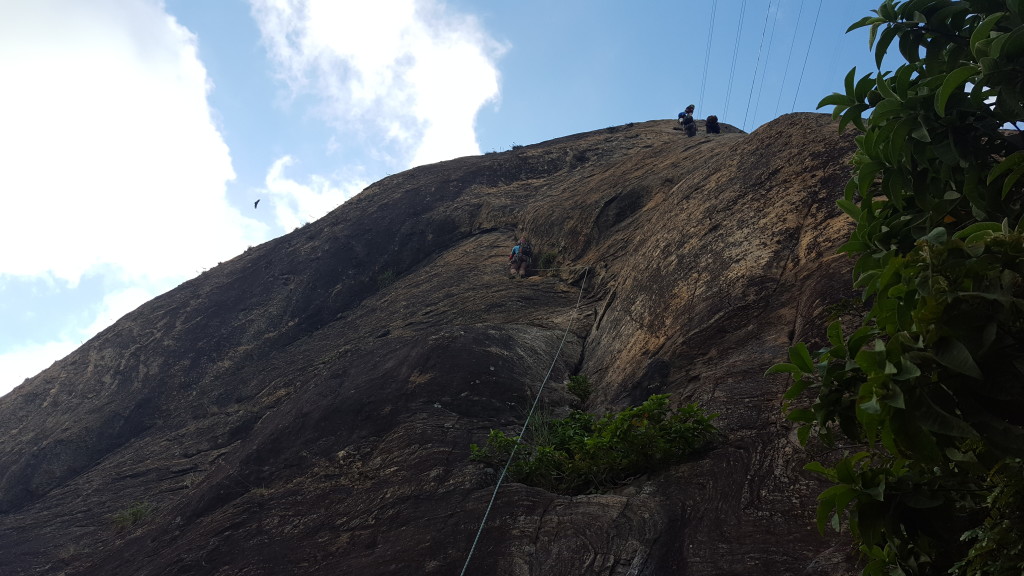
[459,266,590,576]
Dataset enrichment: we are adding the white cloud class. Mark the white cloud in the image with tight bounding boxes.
[0,0,270,395]
[262,155,368,231]
[0,0,267,287]
[0,340,78,398]
[249,0,505,168]
[0,284,159,398]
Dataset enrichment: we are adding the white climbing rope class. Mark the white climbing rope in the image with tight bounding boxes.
[458,266,591,576]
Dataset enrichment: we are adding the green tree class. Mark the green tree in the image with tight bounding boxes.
[769,1,1024,574]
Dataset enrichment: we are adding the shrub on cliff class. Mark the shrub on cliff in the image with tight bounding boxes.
[470,394,716,495]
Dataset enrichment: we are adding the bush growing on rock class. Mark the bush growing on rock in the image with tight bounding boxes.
[470,394,716,495]
[566,374,592,404]
[112,502,153,530]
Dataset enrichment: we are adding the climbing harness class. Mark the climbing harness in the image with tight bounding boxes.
[459,266,590,575]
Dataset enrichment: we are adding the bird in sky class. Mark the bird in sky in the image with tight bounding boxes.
[254,199,260,209]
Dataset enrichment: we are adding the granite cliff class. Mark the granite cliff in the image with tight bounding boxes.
[0,113,860,575]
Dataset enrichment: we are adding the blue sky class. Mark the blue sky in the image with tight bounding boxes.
[0,0,892,397]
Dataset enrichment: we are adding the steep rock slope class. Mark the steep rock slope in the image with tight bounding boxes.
[0,114,858,575]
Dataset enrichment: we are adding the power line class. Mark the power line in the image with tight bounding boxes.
[791,0,824,112]
[743,0,774,130]
[698,0,719,114]
[459,267,590,576]
[829,2,856,87]
[753,0,782,127]
[775,0,807,117]
[723,0,748,121]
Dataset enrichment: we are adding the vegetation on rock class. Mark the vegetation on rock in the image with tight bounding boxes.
[771,1,1024,574]
[470,394,716,495]
[566,374,592,404]
[112,502,153,530]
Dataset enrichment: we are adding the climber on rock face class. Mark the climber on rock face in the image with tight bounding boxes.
[508,237,532,278]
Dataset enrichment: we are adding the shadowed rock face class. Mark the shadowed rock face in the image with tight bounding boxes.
[0,114,860,575]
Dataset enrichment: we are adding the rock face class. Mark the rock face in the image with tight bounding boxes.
[0,114,860,575]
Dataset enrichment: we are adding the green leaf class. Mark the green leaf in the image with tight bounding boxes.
[844,67,857,97]
[855,72,877,102]
[899,27,922,62]
[934,65,978,116]
[895,65,914,99]
[911,118,931,142]
[970,12,1004,57]
[888,117,916,164]
[765,362,802,376]
[1002,165,1024,199]
[923,227,948,245]
[876,72,900,101]
[857,161,882,196]
[848,15,884,34]
[818,92,853,110]
[789,342,815,373]
[861,394,882,415]
[783,377,810,400]
[827,321,847,352]
[837,198,862,219]
[1000,26,1024,60]
[804,461,832,477]
[880,381,906,408]
[952,221,1002,239]
[892,358,920,382]
[787,408,815,423]
[875,26,899,69]
[933,337,982,379]
[990,30,1010,58]
[988,150,1024,184]
[870,98,906,124]
[839,103,870,133]
[855,342,887,373]
[797,425,810,445]
[815,500,834,535]
[916,392,978,438]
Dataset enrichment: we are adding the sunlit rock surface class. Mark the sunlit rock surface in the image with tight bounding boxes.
[0,114,859,575]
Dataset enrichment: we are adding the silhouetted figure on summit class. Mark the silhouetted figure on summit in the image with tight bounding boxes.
[680,114,697,137]
[705,115,720,134]
[677,104,697,137]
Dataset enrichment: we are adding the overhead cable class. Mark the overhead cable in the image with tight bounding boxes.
[790,0,824,112]
[753,1,782,128]
[743,1,774,130]
[698,0,719,114]
[775,0,807,117]
[724,0,748,121]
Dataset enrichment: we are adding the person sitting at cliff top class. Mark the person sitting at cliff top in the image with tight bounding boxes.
[509,237,532,278]
[680,113,697,137]
[705,115,721,134]
[678,104,695,122]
